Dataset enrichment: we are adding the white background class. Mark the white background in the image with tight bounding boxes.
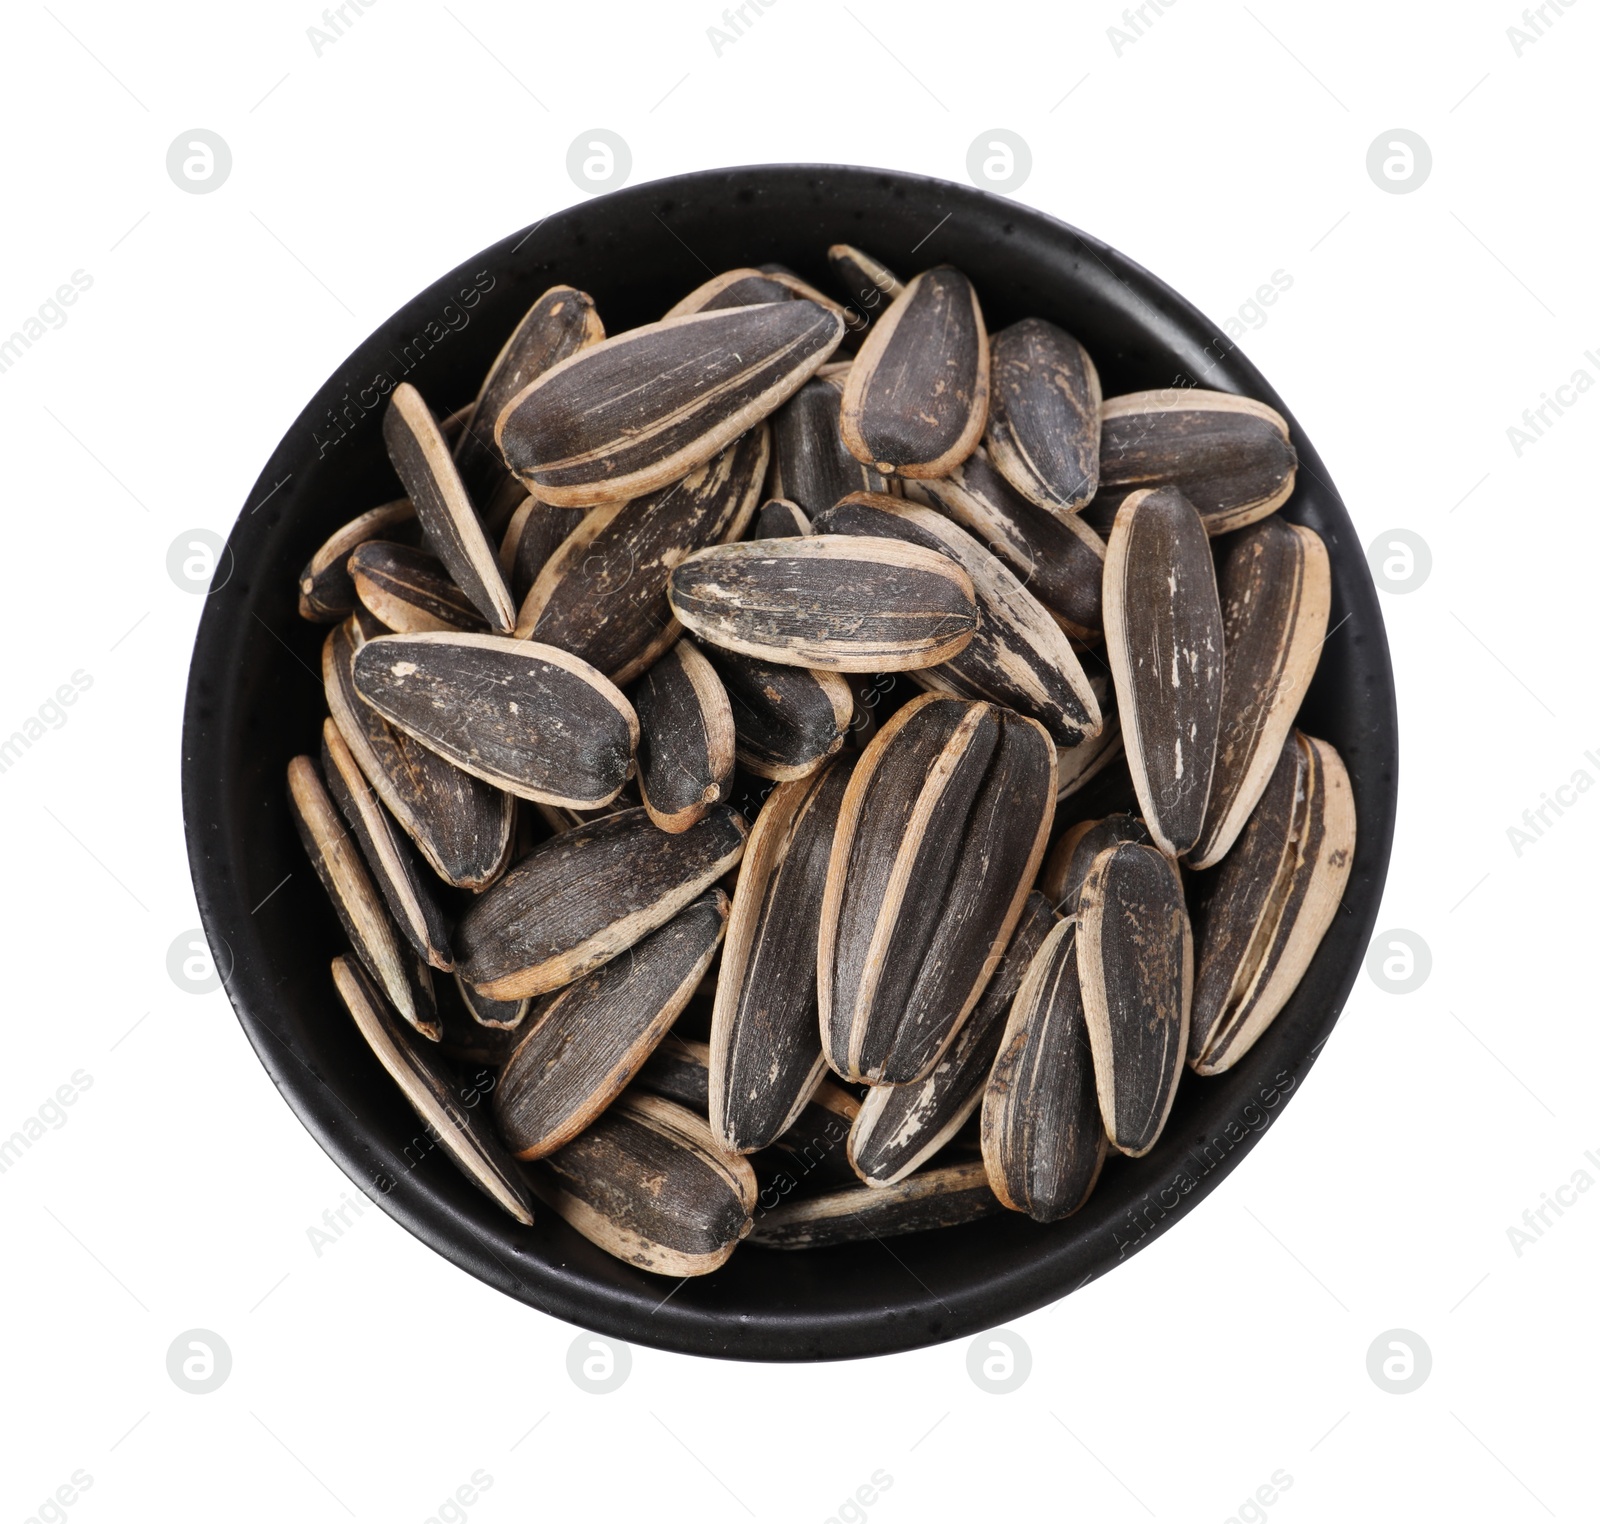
[1,2,1595,1520]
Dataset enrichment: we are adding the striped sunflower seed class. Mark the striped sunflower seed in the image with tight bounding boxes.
[287,755,438,1039]
[498,497,587,607]
[1086,389,1298,536]
[980,918,1108,1220]
[908,445,1106,640]
[529,1092,757,1276]
[1103,486,1225,857]
[699,642,853,781]
[710,756,855,1153]
[454,968,529,1032]
[331,956,534,1224]
[819,694,1056,1085]
[668,535,977,672]
[433,974,526,1069]
[983,317,1101,518]
[668,266,855,331]
[351,632,637,809]
[826,243,904,332]
[495,889,729,1159]
[840,267,989,478]
[298,498,415,623]
[817,492,1100,745]
[320,718,453,971]
[452,286,604,530]
[751,497,812,539]
[634,1033,713,1110]
[496,301,843,507]
[629,640,736,833]
[453,805,746,1000]
[1054,677,1124,802]
[513,425,768,681]
[1190,731,1354,1075]
[349,540,486,634]
[766,376,890,517]
[749,1159,999,1249]
[322,618,513,890]
[1039,812,1152,913]
[1076,841,1193,1157]
[848,890,1057,1188]
[756,1081,862,1192]
[1186,517,1331,868]
[383,382,516,633]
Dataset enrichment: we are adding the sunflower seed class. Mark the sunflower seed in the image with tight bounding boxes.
[1039,813,1152,913]
[349,540,487,634]
[826,243,904,330]
[351,632,637,808]
[297,498,415,623]
[1103,486,1225,857]
[453,286,604,524]
[496,301,843,507]
[1190,731,1354,1075]
[848,891,1057,1188]
[1054,676,1124,802]
[668,535,977,672]
[498,497,587,607]
[383,382,516,633]
[495,889,729,1159]
[748,1159,999,1249]
[766,376,890,517]
[320,719,454,971]
[433,975,526,1068]
[984,318,1101,518]
[635,1034,713,1110]
[1076,841,1193,1157]
[817,493,1100,744]
[908,446,1106,639]
[1187,518,1331,868]
[980,918,1108,1220]
[757,1080,862,1191]
[453,804,746,1000]
[322,618,514,890]
[699,642,853,781]
[514,426,768,681]
[1086,390,1298,536]
[751,497,812,538]
[528,1092,756,1276]
[840,268,989,478]
[331,956,534,1223]
[454,968,529,1031]
[287,755,438,1039]
[710,756,855,1153]
[820,695,1056,1084]
[668,267,854,332]
[630,640,735,832]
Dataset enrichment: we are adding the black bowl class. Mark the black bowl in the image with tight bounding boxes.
[182,165,1397,1362]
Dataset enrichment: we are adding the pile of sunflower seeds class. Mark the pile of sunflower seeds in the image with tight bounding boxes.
[290,246,1354,1277]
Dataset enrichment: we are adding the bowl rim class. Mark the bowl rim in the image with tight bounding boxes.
[182,162,1398,1362]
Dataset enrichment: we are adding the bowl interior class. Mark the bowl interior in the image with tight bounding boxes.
[182,165,1397,1362]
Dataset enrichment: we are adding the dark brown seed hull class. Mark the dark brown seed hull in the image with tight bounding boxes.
[630,640,736,833]
[767,377,890,517]
[350,540,487,634]
[700,643,853,781]
[748,1160,1000,1249]
[984,317,1101,518]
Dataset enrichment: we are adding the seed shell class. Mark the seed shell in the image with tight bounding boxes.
[331,956,534,1224]
[495,889,729,1159]
[1039,813,1152,913]
[1103,486,1225,857]
[748,1159,999,1250]
[529,1092,757,1276]
[1087,390,1298,536]
[635,1034,713,1110]
[1076,842,1193,1157]
[453,805,747,1001]
[383,382,516,633]
[667,267,853,330]
[298,498,416,623]
[848,891,1057,1188]
[699,642,853,781]
[751,498,812,539]
[320,718,454,972]
[287,755,438,1039]
[983,317,1101,518]
[840,267,990,478]
[496,301,843,507]
[668,535,977,672]
[710,757,855,1153]
[630,640,736,833]
[1187,518,1331,868]
[817,492,1100,744]
[766,376,890,517]
[352,632,636,808]
[826,243,905,331]
[498,497,588,607]
[322,619,514,890]
[1190,732,1355,1075]
[908,446,1106,639]
[758,1082,863,1192]
[980,918,1108,1220]
[454,969,529,1032]
[350,540,487,634]
[1055,677,1124,802]
[819,695,1057,1085]
[514,426,768,681]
